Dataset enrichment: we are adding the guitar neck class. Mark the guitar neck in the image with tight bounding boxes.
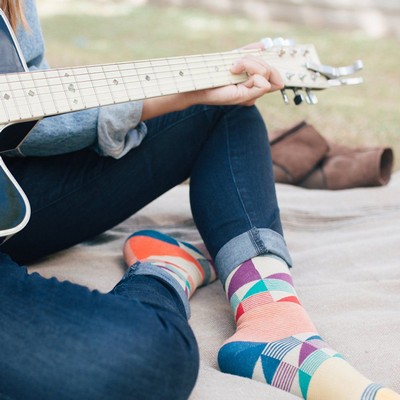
[0,45,323,125]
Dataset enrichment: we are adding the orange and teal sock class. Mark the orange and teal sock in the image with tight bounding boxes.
[218,255,400,400]
[123,230,216,299]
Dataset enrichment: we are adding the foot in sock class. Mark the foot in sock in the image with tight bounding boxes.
[123,230,217,298]
[218,255,400,400]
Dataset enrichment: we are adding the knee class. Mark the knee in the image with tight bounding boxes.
[1,313,199,400]
[121,312,200,399]
[79,311,200,400]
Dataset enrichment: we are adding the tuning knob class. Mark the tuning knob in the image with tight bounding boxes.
[261,37,296,49]
[305,89,318,105]
[280,89,290,105]
[293,89,304,105]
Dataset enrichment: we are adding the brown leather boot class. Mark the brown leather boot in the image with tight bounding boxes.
[270,121,330,184]
[299,142,394,190]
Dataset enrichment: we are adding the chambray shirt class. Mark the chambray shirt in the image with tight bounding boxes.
[10,0,147,158]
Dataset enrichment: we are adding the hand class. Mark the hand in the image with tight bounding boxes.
[141,41,284,120]
[190,47,284,107]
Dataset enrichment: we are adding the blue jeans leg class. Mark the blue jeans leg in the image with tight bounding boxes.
[189,105,292,282]
[3,105,290,272]
[0,253,198,400]
[0,104,291,398]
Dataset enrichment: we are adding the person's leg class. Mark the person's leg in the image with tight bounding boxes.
[218,255,399,400]
[0,251,198,400]
[123,230,216,306]
[187,105,400,399]
[2,105,227,264]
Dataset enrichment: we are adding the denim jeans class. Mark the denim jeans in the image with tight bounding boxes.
[0,253,197,400]
[1,104,292,399]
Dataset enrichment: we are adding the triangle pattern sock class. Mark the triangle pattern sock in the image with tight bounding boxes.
[218,255,400,400]
[123,230,216,299]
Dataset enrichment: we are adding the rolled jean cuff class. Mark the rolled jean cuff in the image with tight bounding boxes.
[215,227,293,285]
[129,262,191,319]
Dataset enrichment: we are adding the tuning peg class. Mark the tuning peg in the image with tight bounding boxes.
[280,89,290,105]
[328,77,364,87]
[305,89,318,105]
[272,37,296,46]
[261,37,296,48]
[261,37,274,49]
[293,89,304,105]
[306,60,363,79]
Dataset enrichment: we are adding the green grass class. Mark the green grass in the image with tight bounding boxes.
[40,5,400,169]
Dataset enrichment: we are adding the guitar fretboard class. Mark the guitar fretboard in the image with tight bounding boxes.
[0,46,324,125]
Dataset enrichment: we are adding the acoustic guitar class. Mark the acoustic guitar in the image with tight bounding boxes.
[0,9,363,244]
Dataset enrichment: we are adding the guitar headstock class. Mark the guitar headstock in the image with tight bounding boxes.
[261,37,363,105]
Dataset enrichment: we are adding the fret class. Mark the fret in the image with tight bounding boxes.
[10,73,36,120]
[44,69,71,114]
[115,64,131,102]
[57,69,75,112]
[102,64,129,104]
[165,58,180,94]
[135,60,163,98]
[185,55,214,89]
[162,57,180,90]
[6,74,34,120]
[19,72,46,118]
[221,52,235,81]
[147,59,176,96]
[0,75,24,121]
[205,53,232,84]
[201,54,216,88]
[86,65,114,106]
[29,70,58,116]
[166,57,194,93]
[59,68,86,111]
[0,77,11,123]
[0,97,8,124]
[183,57,198,92]
[118,63,145,101]
[73,67,100,109]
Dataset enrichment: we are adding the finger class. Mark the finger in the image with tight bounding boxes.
[231,58,284,92]
[268,66,285,91]
[230,55,269,76]
[231,55,280,83]
[244,74,272,95]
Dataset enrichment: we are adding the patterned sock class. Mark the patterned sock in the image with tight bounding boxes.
[123,230,216,298]
[218,255,400,400]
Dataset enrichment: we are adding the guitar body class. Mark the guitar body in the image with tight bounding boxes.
[0,10,32,243]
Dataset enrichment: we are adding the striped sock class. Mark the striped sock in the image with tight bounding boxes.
[123,230,216,298]
[218,255,400,400]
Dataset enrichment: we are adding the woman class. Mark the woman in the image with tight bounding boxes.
[0,0,399,399]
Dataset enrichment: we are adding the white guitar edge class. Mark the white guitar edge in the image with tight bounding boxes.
[0,9,30,71]
[1,11,33,241]
[0,156,31,240]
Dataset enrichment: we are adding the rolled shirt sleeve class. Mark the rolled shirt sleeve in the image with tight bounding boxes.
[96,101,147,159]
[16,101,147,158]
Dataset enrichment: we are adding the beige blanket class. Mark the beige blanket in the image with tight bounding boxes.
[29,173,400,399]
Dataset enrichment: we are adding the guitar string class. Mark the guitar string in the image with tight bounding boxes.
[0,65,246,121]
[0,49,307,102]
[1,48,307,96]
[0,49,313,121]
[0,53,248,106]
[1,49,289,90]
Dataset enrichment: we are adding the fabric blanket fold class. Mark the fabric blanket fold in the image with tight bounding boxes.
[28,175,400,399]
